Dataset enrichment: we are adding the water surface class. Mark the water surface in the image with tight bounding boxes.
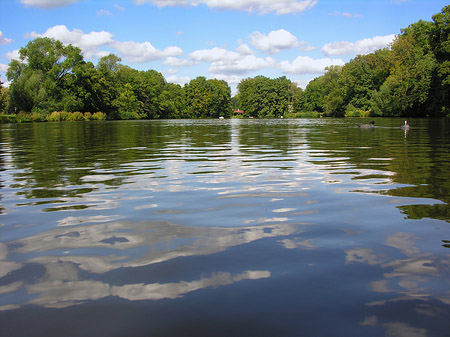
[1,118,449,336]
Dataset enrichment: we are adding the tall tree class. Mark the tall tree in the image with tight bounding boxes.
[7,37,84,113]
[431,5,450,115]
[237,76,292,118]
[373,29,436,116]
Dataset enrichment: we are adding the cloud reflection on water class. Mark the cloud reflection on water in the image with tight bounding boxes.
[0,219,301,309]
[347,230,450,337]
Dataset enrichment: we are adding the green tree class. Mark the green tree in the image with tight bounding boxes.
[237,76,292,118]
[0,79,9,113]
[208,79,232,118]
[302,77,327,113]
[431,5,450,115]
[185,77,212,118]
[322,50,392,116]
[113,83,140,119]
[135,70,166,119]
[94,54,122,116]
[373,32,436,116]
[7,37,84,113]
[159,83,187,119]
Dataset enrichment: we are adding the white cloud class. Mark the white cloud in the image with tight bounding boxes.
[0,64,8,73]
[26,25,184,63]
[212,73,242,84]
[280,56,345,75]
[113,41,183,63]
[164,57,194,67]
[322,34,396,56]
[135,0,190,7]
[166,74,190,86]
[134,0,318,15]
[189,47,241,63]
[250,29,303,54]
[20,0,80,9]
[96,50,112,59]
[6,50,21,61]
[236,43,253,55]
[209,55,276,75]
[0,31,13,45]
[97,9,113,16]
[28,25,114,59]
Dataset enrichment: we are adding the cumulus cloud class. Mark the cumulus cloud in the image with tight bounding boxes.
[280,56,345,75]
[28,25,114,59]
[113,41,183,63]
[209,55,276,75]
[250,29,309,54]
[189,47,241,63]
[236,43,253,55]
[0,31,13,45]
[20,0,80,9]
[212,73,243,84]
[164,57,194,67]
[0,64,8,73]
[6,50,21,61]
[322,34,396,56]
[134,0,318,15]
[166,74,190,86]
[26,25,183,63]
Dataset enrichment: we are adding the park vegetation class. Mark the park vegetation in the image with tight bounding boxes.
[0,5,449,121]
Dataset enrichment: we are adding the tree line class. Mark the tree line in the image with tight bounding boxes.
[297,5,450,118]
[0,5,449,120]
[0,39,232,120]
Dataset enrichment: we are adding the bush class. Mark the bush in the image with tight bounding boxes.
[83,112,92,120]
[0,114,17,123]
[70,111,84,121]
[344,104,372,117]
[32,111,45,122]
[92,112,106,120]
[47,111,62,122]
[16,111,33,123]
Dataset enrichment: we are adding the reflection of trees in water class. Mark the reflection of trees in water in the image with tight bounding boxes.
[2,121,232,201]
[237,119,303,155]
[304,118,450,223]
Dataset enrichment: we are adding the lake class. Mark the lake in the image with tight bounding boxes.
[0,118,449,337]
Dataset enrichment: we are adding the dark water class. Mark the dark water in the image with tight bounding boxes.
[0,118,449,337]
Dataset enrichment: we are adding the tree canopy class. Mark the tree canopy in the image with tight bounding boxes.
[298,5,450,117]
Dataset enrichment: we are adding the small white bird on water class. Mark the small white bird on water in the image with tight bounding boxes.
[401,120,410,130]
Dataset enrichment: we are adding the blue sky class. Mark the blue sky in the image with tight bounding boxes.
[0,0,448,94]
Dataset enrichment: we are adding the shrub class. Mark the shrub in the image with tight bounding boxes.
[84,112,92,120]
[0,115,17,123]
[47,111,62,122]
[344,104,372,118]
[32,111,45,122]
[71,111,84,121]
[92,112,106,120]
[16,111,33,123]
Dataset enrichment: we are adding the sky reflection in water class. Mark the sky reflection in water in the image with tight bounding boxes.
[0,119,449,336]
